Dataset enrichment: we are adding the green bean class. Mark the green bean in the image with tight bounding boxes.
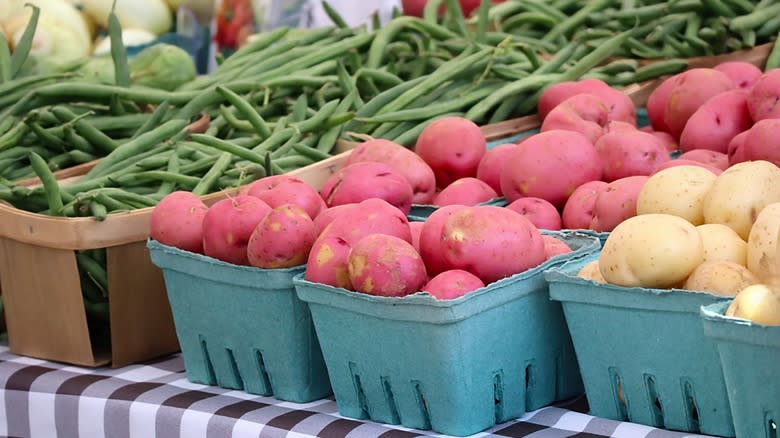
[611,59,689,85]
[725,0,754,13]
[273,155,315,170]
[316,90,357,153]
[216,26,290,70]
[89,201,108,221]
[703,0,736,16]
[0,123,30,153]
[136,169,200,188]
[52,107,118,153]
[25,119,66,150]
[108,1,131,86]
[730,3,780,32]
[93,192,132,213]
[378,48,491,116]
[542,0,611,43]
[322,1,349,27]
[293,100,340,133]
[765,31,780,70]
[466,73,562,122]
[367,16,455,69]
[269,131,303,159]
[76,253,108,293]
[757,15,780,38]
[132,101,170,139]
[9,4,40,78]
[190,134,268,166]
[215,86,272,138]
[443,0,470,36]
[291,95,309,123]
[29,151,63,215]
[87,120,186,177]
[0,34,11,83]
[533,41,578,74]
[290,143,331,162]
[360,84,500,124]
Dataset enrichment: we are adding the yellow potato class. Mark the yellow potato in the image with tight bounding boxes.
[683,260,759,296]
[747,202,780,282]
[599,214,703,288]
[726,284,780,326]
[703,160,780,240]
[696,223,748,265]
[576,260,605,283]
[637,165,717,225]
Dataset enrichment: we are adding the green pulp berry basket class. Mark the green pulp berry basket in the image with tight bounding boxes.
[545,253,736,437]
[702,301,780,438]
[293,231,600,437]
[147,239,331,403]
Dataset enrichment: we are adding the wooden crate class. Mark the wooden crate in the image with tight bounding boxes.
[0,141,355,367]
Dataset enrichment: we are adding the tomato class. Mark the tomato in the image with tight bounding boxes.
[401,0,506,18]
[214,0,255,50]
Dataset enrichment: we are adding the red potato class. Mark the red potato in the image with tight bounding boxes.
[348,234,427,297]
[312,204,357,237]
[409,221,424,254]
[678,149,729,171]
[441,206,546,284]
[646,73,682,132]
[728,130,749,165]
[653,159,724,176]
[540,94,612,144]
[320,162,414,214]
[238,175,300,196]
[505,197,562,230]
[743,119,780,166]
[419,205,469,276]
[500,130,603,208]
[562,181,609,229]
[646,130,679,153]
[594,129,669,182]
[305,235,353,289]
[319,198,412,245]
[678,89,752,154]
[247,204,316,269]
[433,177,498,206]
[476,143,518,195]
[714,61,763,89]
[202,195,272,265]
[415,116,486,189]
[150,191,208,253]
[605,120,637,133]
[422,269,485,300]
[589,176,649,232]
[346,139,437,205]
[664,68,736,139]
[542,235,573,260]
[246,175,326,220]
[747,69,780,121]
[538,79,636,124]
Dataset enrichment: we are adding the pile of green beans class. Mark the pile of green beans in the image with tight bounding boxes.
[482,0,780,60]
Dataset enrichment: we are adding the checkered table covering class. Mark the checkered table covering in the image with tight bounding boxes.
[0,345,716,438]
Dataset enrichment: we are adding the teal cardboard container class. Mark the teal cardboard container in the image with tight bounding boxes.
[407,197,508,222]
[147,239,331,403]
[702,301,780,438]
[545,253,735,437]
[293,231,600,436]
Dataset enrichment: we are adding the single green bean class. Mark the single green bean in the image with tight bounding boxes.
[132,101,170,139]
[9,4,40,78]
[322,1,349,27]
[191,134,268,166]
[76,252,108,293]
[765,31,780,70]
[215,86,272,138]
[108,2,131,87]
[0,34,11,83]
[89,201,108,221]
[730,3,780,32]
[86,120,186,177]
[29,151,63,215]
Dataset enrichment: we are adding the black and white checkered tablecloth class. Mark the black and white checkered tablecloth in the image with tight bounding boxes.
[0,345,716,438]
